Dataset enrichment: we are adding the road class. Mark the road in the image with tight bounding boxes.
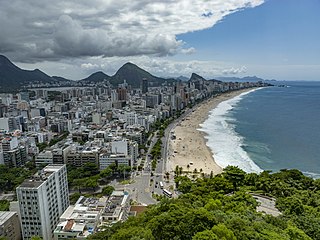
[111,108,197,204]
[113,131,159,206]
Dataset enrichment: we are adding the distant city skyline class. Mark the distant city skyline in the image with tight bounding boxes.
[1,0,319,81]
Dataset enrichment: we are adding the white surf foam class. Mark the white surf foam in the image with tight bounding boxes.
[199,89,263,173]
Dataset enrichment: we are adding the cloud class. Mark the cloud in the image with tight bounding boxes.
[0,0,264,62]
[80,63,100,70]
[74,56,245,79]
[181,47,196,55]
[222,66,247,75]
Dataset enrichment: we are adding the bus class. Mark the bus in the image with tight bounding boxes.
[159,181,164,189]
[163,189,173,198]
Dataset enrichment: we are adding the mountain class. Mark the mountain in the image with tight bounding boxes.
[111,62,175,87]
[0,55,51,88]
[51,76,73,82]
[215,76,265,82]
[189,73,207,82]
[0,55,72,92]
[80,62,175,87]
[175,76,189,81]
[80,71,111,83]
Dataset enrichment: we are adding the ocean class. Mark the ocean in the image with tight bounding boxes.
[200,81,320,178]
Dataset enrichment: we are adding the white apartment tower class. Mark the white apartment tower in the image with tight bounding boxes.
[16,165,69,240]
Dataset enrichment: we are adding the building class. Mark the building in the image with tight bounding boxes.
[2,146,27,168]
[111,140,128,155]
[141,78,148,94]
[16,165,69,240]
[99,153,132,170]
[92,113,101,125]
[66,148,99,167]
[53,196,102,240]
[35,151,53,167]
[116,87,127,101]
[0,211,21,240]
[101,191,130,224]
[1,137,27,167]
[145,94,159,108]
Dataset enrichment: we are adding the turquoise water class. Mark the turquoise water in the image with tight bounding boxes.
[201,82,320,178]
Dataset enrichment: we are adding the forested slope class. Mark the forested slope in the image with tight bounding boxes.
[89,167,320,240]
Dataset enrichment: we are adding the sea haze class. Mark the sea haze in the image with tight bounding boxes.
[200,81,320,178]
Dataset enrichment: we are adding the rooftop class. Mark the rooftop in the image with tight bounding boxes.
[0,211,17,225]
[18,164,65,188]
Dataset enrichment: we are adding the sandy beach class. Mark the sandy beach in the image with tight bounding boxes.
[167,89,255,175]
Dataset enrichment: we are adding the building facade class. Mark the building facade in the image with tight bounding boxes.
[0,211,22,240]
[16,165,69,240]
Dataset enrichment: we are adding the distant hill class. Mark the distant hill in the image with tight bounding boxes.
[80,71,111,83]
[175,76,189,81]
[4,54,269,92]
[0,55,72,92]
[189,73,207,82]
[215,76,265,82]
[0,55,176,91]
[51,76,73,82]
[79,62,175,88]
[111,62,161,87]
[189,73,221,83]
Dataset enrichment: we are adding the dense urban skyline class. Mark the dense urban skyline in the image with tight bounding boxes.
[1,0,319,80]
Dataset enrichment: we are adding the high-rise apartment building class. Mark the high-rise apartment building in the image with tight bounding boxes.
[16,165,69,240]
[141,78,148,94]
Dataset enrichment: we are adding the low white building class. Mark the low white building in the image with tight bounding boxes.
[101,191,130,224]
[54,196,102,240]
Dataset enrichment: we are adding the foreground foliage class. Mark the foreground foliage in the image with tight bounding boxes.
[0,164,36,192]
[89,167,320,240]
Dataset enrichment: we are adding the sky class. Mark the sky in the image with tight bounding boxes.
[0,0,319,81]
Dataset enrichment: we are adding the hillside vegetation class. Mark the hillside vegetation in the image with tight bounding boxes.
[89,166,320,240]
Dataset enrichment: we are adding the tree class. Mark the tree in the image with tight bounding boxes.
[0,200,9,211]
[223,166,246,191]
[85,178,98,192]
[192,230,218,240]
[83,162,99,176]
[100,167,113,180]
[165,172,170,180]
[69,192,81,205]
[175,165,180,176]
[109,227,154,240]
[73,178,86,193]
[31,236,42,240]
[285,225,312,240]
[211,224,236,240]
[118,165,131,180]
[102,186,115,196]
[179,167,183,175]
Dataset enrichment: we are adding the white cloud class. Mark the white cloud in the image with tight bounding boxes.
[0,0,264,62]
[222,66,247,75]
[181,47,196,55]
[75,56,246,79]
[80,63,100,70]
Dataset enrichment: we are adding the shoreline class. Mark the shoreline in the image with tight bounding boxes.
[167,88,257,175]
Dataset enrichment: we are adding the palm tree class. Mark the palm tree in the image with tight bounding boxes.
[179,167,183,175]
[165,172,170,180]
